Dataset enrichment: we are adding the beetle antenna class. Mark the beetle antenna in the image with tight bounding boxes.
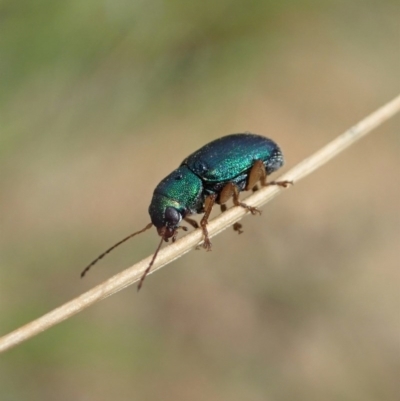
[137,236,164,291]
[80,222,153,278]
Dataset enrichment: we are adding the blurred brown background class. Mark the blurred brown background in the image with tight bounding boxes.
[0,1,399,400]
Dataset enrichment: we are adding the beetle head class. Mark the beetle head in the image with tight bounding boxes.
[149,195,184,240]
[155,206,182,239]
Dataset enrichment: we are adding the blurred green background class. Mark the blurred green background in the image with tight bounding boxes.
[1,1,399,400]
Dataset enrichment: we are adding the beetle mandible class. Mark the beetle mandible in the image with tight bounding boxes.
[81,133,292,290]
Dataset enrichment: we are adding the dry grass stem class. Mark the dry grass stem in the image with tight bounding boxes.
[1,94,399,353]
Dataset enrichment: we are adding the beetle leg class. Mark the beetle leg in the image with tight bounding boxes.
[183,218,203,248]
[200,194,217,251]
[171,226,188,243]
[247,159,293,189]
[246,160,266,190]
[220,182,261,215]
[171,230,179,243]
[183,219,201,250]
[184,217,199,229]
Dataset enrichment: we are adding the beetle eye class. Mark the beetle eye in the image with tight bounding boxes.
[174,174,183,180]
[164,207,181,227]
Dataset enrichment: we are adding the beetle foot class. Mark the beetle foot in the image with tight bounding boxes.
[233,222,243,234]
[249,206,261,215]
[268,180,293,188]
[238,202,261,215]
[202,238,212,251]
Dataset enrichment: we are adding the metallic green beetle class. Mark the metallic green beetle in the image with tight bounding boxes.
[82,133,291,289]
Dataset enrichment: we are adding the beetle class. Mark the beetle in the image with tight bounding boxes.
[81,133,291,290]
